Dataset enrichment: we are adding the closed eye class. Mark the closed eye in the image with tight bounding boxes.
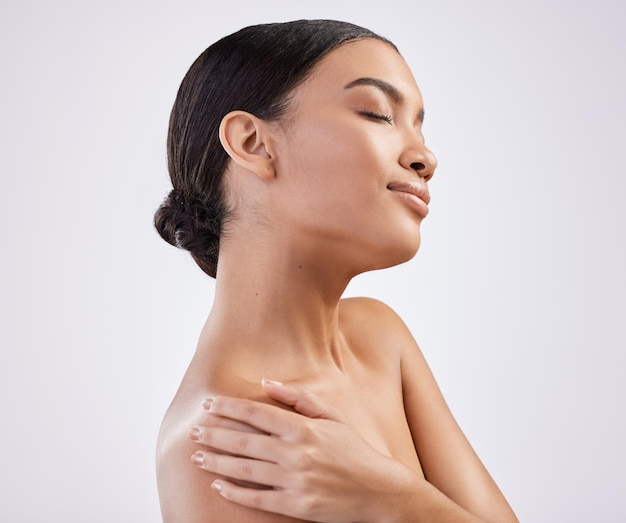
[358,110,393,124]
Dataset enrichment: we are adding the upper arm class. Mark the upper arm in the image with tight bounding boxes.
[344,298,516,522]
[395,312,518,522]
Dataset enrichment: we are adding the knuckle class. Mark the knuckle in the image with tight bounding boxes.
[298,419,316,440]
[289,445,317,474]
[300,386,315,399]
[231,433,248,454]
[240,401,258,419]
[285,446,302,469]
[234,460,254,480]
[291,470,311,493]
[299,447,316,469]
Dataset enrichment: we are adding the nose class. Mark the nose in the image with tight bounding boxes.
[400,136,437,182]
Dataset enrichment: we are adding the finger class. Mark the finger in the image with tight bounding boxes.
[212,479,306,520]
[261,379,344,422]
[189,426,284,462]
[206,396,310,438]
[192,450,286,488]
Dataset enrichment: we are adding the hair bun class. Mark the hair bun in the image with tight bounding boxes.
[154,189,222,277]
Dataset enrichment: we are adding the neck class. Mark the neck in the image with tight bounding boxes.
[196,230,357,380]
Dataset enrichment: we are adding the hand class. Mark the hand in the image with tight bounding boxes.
[188,379,417,523]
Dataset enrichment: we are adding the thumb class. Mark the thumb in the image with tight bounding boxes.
[261,378,344,422]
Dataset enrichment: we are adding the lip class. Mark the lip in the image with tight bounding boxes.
[387,181,431,217]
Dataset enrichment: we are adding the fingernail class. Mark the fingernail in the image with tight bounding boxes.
[191,452,204,466]
[262,378,283,386]
[211,480,223,493]
[188,427,201,441]
[202,398,214,410]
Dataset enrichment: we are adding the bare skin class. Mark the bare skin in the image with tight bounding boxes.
[156,38,518,523]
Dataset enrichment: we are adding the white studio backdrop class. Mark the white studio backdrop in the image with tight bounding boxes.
[0,0,624,521]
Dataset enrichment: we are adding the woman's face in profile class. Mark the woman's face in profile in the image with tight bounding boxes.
[270,38,437,270]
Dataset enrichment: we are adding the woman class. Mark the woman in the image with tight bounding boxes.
[155,19,518,523]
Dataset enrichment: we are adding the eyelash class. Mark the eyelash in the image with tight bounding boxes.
[359,111,393,124]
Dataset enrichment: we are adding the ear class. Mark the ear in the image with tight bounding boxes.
[219,111,276,180]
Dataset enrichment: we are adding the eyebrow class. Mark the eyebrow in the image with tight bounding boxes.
[344,77,425,123]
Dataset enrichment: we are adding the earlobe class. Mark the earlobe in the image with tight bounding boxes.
[219,111,276,180]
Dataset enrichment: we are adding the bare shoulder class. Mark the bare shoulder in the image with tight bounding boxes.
[338,296,411,329]
[338,296,430,386]
[339,297,417,350]
[156,390,302,523]
[339,297,406,328]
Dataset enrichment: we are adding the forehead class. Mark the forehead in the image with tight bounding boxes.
[293,38,422,105]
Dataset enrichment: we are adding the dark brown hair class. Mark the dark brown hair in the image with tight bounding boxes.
[154,20,394,277]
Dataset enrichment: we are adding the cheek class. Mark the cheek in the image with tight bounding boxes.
[275,119,400,236]
[288,124,388,191]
